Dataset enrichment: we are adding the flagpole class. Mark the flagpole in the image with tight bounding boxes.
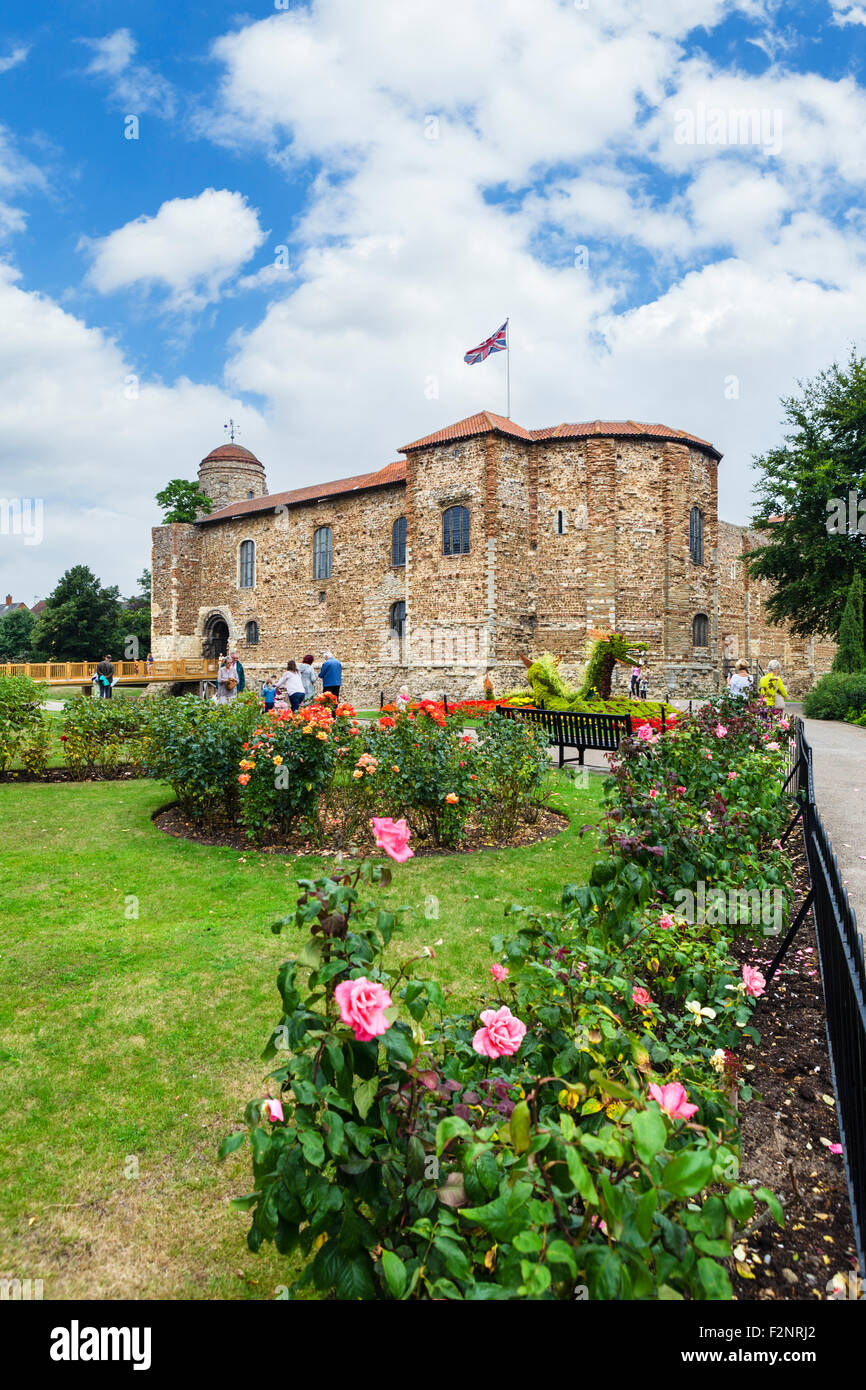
[506,318,511,418]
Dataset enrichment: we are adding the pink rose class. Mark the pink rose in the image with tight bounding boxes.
[649,1081,698,1120]
[370,816,414,863]
[658,913,675,930]
[649,788,659,799]
[335,976,393,1042]
[741,964,766,998]
[704,751,713,760]
[263,1098,284,1122]
[765,741,780,752]
[715,723,727,738]
[727,771,737,780]
[472,1005,526,1058]
[490,963,508,982]
[676,785,686,795]
[632,986,653,1008]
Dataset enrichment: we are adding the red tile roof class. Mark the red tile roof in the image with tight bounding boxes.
[201,443,263,464]
[401,411,536,450]
[401,412,720,458]
[197,459,406,525]
[196,414,720,526]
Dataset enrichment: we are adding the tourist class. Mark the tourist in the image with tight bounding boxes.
[262,679,276,711]
[298,654,317,703]
[96,653,114,699]
[279,660,306,712]
[273,686,289,713]
[758,659,788,710]
[232,651,246,693]
[395,684,411,710]
[638,665,648,700]
[629,663,641,698]
[146,652,154,675]
[320,650,342,701]
[728,660,751,697]
[216,653,239,704]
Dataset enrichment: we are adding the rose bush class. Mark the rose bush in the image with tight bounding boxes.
[61,694,148,779]
[0,674,49,773]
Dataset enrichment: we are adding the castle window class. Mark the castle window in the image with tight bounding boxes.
[689,507,704,565]
[557,509,566,535]
[245,620,259,645]
[239,539,255,589]
[692,613,709,648]
[248,490,254,499]
[392,515,407,566]
[443,505,470,556]
[390,600,406,637]
[313,526,332,579]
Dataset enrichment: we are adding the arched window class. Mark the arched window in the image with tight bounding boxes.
[689,506,704,565]
[443,505,470,556]
[693,613,709,648]
[390,600,406,637]
[245,620,259,645]
[239,539,255,589]
[392,516,407,566]
[313,526,332,579]
[557,508,566,535]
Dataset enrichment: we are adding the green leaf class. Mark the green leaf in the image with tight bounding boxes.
[755,1187,785,1228]
[546,1239,577,1277]
[435,1114,473,1156]
[217,1132,245,1161]
[353,1075,379,1121]
[299,1128,325,1167]
[697,1256,733,1301]
[510,1100,531,1154]
[565,1147,598,1204]
[662,1149,714,1199]
[631,1106,667,1165]
[335,1251,376,1300]
[459,1180,534,1243]
[381,1250,408,1298]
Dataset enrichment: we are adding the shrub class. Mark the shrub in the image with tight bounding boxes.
[237,700,359,843]
[803,671,866,721]
[473,712,551,835]
[365,703,478,847]
[141,692,260,819]
[61,695,148,779]
[222,842,780,1301]
[0,674,49,772]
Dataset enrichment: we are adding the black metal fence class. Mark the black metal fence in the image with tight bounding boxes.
[790,717,866,1277]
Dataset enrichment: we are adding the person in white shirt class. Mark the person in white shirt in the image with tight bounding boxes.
[728,660,751,697]
[277,660,306,712]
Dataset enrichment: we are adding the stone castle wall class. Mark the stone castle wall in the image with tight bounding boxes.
[151,431,836,707]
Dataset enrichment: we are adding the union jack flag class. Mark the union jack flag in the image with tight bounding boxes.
[464,320,508,365]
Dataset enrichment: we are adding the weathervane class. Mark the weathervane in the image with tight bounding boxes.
[224,418,241,443]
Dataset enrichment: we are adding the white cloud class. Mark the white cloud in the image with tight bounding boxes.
[0,44,29,74]
[82,28,176,117]
[0,263,270,598]
[82,189,267,308]
[830,2,866,24]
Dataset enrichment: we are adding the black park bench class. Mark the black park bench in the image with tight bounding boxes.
[496,704,634,767]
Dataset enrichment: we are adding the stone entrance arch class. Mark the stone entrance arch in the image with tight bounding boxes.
[202,612,229,659]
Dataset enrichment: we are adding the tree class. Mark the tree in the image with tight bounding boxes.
[115,569,152,660]
[31,566,121,661]
[156,479,212,523]
[0,606,36,661]
[746,349,866,639]
[832,573,866,672]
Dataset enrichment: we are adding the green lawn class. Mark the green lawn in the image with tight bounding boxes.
[0,771,605,1299]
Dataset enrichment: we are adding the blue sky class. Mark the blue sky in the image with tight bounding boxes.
[1,0,865,599]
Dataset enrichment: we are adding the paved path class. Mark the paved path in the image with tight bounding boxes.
[803,716,866,934]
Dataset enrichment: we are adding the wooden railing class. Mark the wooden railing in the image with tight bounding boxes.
[0,659,219,684]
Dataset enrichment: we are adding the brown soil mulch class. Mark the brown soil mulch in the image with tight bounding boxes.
[0,766,146,783]
[731,834,861,1301]
[153,801,570,857]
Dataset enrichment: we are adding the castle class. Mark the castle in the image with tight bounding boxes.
[150,410,835,705]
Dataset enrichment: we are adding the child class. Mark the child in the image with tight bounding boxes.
[638,666,648,700]
[395,684,411,710]
[262,679,276,711]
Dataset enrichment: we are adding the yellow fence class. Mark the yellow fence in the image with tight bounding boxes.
[0,659,220,685]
